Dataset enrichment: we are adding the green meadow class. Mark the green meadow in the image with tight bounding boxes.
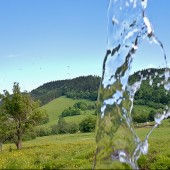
[40,96,95,126]
[0,121,169,169]
[0,96,169,169]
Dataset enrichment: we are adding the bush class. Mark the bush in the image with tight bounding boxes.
[51,119,78,134]
[87,104,96,110]
[148,110,156,121]
[74,102,87,111]
[57,117,68,134]
[61,107,81,117]
[36,126,51,137]
[132,112,148,123]
[67,123,79,134]
[79,116,96,133]
[36,110,49,125]
[51,124,59,135]
[23,130,37,141]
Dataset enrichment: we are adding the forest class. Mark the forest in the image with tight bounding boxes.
[31,68,170,109]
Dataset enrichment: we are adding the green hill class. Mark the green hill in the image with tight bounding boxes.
[35,68,170,126]
[31,75,100,105]
[31,68,170,110]
[40,96,96,126]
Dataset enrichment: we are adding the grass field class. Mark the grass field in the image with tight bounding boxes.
[40,96,95,126]
[0,119,169,169]
[40,96,154,127]
[0,97,169,169]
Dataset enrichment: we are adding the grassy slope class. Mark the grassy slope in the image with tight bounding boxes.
[1,120,169,169]
[40,96,95,126]
[41,96,155,127]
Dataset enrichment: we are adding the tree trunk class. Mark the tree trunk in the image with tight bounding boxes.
[16,139,22,149]
[0,142,2,151]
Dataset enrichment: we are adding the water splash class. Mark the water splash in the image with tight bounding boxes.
[94,0,170,169]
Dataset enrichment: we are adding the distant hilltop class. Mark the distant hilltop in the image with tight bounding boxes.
[30,68,170,110]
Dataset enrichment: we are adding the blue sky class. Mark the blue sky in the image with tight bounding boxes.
[0,0,170,93]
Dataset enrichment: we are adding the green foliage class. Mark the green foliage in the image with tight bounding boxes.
[0,120,169,169]
[22,129,37,141]
[67,123,79,134]
[0,83,45,149]
[31,75,100,105]
[36,126,51,137]
[36,110,49,125]
[50,124,59,135]
[148,110,156,121]
[61,107,81,117]
[131,105,158,123]
[130,68,170,109]
[74,102,87,111]
[61,101,96,118]
[40,96,94,126]
[79,116,96,132]
[57,116,68,134]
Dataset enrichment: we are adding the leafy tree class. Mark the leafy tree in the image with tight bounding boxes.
[0,83,45,149]
[67,123,78,134]
[61,107,81,117]
[36,110,49,125]
[51,124,59,135]
[0,114,13,150]
[74,102,87,111]
[148,110,156,122]
[79,116,96,132]
[57,116,68,134]
[36,126,51,137]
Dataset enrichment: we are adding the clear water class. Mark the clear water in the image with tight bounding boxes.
[94,0,170,169]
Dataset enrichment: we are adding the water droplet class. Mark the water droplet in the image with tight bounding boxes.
[154,113,164,125]
[140,140,148,155]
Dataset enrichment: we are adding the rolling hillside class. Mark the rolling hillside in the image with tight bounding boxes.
[40,96,96,126]
[31,75,100,105]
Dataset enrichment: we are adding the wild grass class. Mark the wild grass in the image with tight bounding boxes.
[0,119,169,169]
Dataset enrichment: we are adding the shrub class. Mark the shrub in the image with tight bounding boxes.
[67,123,79,134]
[36,126,51,137]
[57,117,67,134]
[132,112,148,123]
[148,110,156,121]
[51,124,59,135]
[87,104,96,110]
[23,131,37,141]
[61,107,81,117]
[74,102,87,111]
[79,116,96,132]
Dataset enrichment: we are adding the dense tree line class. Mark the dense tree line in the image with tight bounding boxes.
[31,69,170,110]
[129,68,170,109]
[30,75,100,105]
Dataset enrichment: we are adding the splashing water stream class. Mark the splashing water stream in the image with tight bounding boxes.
[94,0,170,169]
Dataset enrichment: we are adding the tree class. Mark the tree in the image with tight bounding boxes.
[79,116,96,132]
[57,116,68,134]
[0,114,13,151]
[67,123,78,134]
[0,83,45,149]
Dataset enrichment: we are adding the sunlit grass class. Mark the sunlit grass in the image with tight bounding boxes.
[40,96,95,126]
[0,119,169,169]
